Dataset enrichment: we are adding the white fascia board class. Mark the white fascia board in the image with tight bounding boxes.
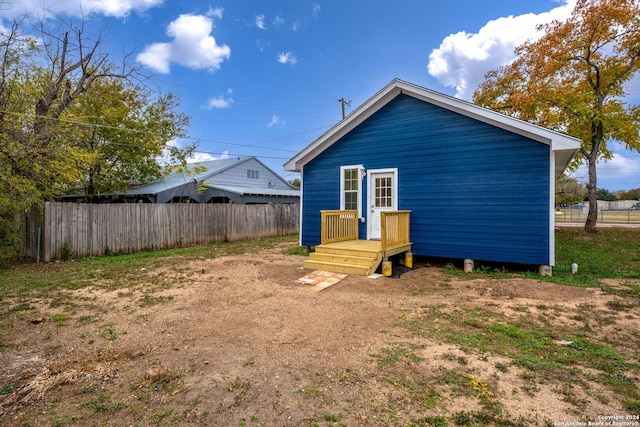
[283,84,403,172]
[395,80,581,152]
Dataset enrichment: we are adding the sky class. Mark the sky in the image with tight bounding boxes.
[4,0,640,192]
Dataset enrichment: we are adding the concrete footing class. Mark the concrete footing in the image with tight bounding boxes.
[382,261,392,277]
[405,252,413,269]
[539,265,553,276]
[464,259,474,273]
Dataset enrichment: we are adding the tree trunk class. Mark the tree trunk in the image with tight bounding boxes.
[584,120,603,233]
[584,154,598,233]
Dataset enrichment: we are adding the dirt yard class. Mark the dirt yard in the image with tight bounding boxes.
[1,240,638,426]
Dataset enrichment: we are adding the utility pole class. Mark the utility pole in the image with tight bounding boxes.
[338,97,351,119]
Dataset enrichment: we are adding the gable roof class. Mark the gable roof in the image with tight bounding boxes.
[125,157,249,196]
[125,156,298,197]
[284,79,581,179]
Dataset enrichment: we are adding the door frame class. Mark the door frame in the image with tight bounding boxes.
[366,168,398,240]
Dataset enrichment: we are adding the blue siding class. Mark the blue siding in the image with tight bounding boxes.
[302,94,551,265]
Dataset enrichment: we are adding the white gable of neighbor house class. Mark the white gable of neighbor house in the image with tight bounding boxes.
[209,158,293,190]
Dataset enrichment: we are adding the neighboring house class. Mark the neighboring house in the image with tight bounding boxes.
[580,200,640,211]
[63,156,299,204]
[284,79,581,271]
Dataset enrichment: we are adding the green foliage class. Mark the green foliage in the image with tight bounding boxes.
[596,188,618,201]
[556,176,587,206]
[64,77,192,199]
[474,0,640,231]
[616,188,640,200]
[0,18,193,261]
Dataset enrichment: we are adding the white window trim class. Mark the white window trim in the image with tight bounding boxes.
[340,165,364,220]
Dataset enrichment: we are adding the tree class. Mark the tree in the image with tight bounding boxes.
[555,176,587,206]
[595,188,618,201]
[473,0,640,232]
[0,20,133,209]
[62,77,192,200]
[0,17,193,263]
[616,188,640,200]
[289,178,301,189]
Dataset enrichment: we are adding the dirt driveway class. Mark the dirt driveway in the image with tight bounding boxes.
[1,241,638,426]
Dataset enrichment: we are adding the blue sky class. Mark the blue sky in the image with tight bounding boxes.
[5,0,640,191]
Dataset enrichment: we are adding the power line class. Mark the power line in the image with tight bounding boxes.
[151,76,339,123]
[0,109,330,154]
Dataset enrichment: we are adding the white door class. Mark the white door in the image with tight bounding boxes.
[368,169,397,240]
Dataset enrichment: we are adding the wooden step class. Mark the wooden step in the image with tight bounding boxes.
[303,259,378,276]
[314,244,380,258]
[308,252,377,266]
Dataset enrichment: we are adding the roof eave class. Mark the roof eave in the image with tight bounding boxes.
[283,78,582,172]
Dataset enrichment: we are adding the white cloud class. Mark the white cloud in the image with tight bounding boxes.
[207,7,223,19]
[313,3,321,16]
[256,39,271,52]
[276,51,297,65]
[204,89,234,109]
[427,0,577,100]
[137,13,230,74]
[204,95,233,109]
[273,15,285,27]
[188,151,229,163]
[0,0,163,19]
[576,143,640,181]
[571,141,640,191]
[267,114,285,127]
[255,14,266,29]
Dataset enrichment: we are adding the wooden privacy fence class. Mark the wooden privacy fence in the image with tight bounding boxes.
[22,202,299,262]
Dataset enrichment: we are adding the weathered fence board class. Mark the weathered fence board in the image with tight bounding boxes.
[25,202,299,262]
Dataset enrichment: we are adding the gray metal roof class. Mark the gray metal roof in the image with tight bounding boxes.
[124,157,250,196]
[207,183,300,197]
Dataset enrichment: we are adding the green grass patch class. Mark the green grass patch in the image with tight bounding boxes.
[543,228,640,287]
[79,390,128,414]
[369,342,425,368]
[400,303,634,405]
[440,228,640,292]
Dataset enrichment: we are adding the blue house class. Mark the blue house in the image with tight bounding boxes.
[284,79,580,275]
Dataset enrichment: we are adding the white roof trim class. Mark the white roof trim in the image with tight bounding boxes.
[284,79,580,179]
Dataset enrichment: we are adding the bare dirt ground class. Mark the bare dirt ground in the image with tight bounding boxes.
[1,241,639,426]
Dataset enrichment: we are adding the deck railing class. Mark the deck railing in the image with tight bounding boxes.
[320,210,411,249]
[320,210,359,244]
[381,210,411,252]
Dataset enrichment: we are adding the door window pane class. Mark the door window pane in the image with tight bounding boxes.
[375,177,392,207]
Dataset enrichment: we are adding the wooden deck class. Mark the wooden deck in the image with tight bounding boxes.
[303,239,412,276]
[305,210,412,276]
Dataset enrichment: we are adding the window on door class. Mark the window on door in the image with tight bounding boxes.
[375,176,392,207]
[340,165,363,219]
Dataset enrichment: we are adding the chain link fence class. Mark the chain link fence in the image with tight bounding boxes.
[555,206,640,224]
